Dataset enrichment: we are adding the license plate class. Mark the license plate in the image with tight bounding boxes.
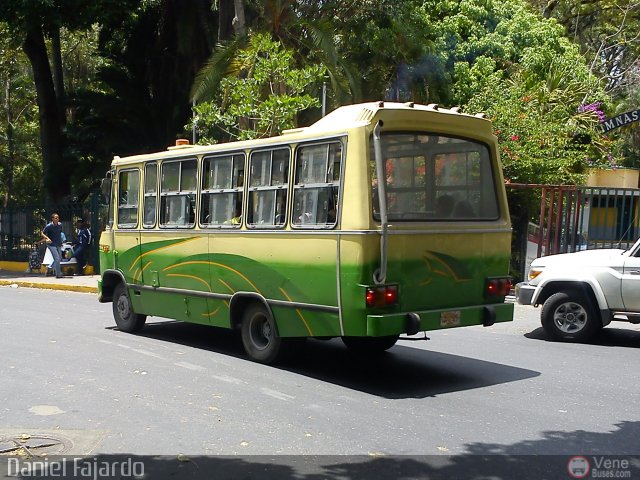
[440,310,461,327]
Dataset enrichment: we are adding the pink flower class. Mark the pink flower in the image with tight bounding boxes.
[510,135,520,141]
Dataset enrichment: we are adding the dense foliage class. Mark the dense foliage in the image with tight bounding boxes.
[190,33,325,142]
[0,0,637,206]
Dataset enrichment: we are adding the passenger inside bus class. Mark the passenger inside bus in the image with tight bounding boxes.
[435,194,455,217]
[452,199,475,218]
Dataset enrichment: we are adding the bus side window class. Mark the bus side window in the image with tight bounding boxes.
[201,153,244,228]
[143,162,157,227]
[160,158,197,228]
[247,148,290,228]
[117,169,140,228]
[292,141,342,228]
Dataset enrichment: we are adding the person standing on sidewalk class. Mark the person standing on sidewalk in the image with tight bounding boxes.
[73,219,91,275]
[41,213,64,278]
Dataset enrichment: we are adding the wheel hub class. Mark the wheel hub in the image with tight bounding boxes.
[554,302,587,333]
[250,315,272,350]
[117,296,130,318]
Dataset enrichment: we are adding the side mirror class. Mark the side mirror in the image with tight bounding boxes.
[100,176,112,201]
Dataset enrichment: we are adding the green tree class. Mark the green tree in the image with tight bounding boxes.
[467,60,621,188]
[67,0,217,193]
[193,0,362,111]
[190,33,324,141]
[531,0,640,95]
[0,23,41,206]
[0,0,140,204]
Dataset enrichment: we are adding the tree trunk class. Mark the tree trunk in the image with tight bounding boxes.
[50,26,67,128]
[3,73,13,208]
[232,0,246,36]
[218,0,234,41]
[22,24,69,205]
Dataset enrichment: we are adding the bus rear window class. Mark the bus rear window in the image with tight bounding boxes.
[371,133,499,221]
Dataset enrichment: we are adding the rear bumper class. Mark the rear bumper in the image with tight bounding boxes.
[366,302,514,336]
[515,282,536,306]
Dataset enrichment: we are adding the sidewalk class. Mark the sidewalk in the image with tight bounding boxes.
[0,269,98,294]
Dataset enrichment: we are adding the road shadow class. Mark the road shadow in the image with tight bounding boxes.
[122,321,539,400]
[525,325,640,348]
[6,421,638,479]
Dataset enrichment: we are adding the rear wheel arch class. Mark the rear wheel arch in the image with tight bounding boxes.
[229,293,273,331]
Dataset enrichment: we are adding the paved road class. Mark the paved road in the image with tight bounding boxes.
[0,286,638,463]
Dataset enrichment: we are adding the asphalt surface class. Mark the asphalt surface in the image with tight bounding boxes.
[1,279,639,479]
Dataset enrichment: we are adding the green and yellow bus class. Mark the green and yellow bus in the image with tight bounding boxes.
[99,101,513,364]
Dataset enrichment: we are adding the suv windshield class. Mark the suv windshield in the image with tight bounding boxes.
[371,132,499,221]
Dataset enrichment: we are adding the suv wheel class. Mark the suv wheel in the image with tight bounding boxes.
[541,291,600,342]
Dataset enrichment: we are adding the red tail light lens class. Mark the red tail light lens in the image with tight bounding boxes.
[385,285,398,304]
[365,285,399,307]
[486,277,512,297]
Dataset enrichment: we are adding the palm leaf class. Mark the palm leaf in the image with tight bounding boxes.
[191,34,248,103]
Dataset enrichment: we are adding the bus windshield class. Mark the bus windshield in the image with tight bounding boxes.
[371,132,499,221]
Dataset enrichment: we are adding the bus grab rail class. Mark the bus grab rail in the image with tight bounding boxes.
[373,120,388,285]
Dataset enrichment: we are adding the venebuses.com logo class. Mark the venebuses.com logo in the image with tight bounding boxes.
[568,456,590,478]
[567,456,632,479]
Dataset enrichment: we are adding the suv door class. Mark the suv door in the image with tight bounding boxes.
[621,247,640,311]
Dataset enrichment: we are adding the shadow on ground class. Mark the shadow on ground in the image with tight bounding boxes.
[121,321,540,400]
[525,325,640,348]
[4,421,639,479]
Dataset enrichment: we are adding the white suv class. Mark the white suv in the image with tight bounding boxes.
[516,238,640,341]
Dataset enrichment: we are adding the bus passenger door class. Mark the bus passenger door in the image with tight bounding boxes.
[115,168,144,286]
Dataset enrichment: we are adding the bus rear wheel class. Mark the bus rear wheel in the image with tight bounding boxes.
[240,303,301,364]
[113,283,147,333]
[342,335,399,354]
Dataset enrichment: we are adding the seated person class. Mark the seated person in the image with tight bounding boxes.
[452,200,475,218]
[435,195,455,217]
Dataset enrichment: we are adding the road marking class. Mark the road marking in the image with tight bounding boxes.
[174,361,206,371]
[211,374,244,385]
[131,348,163,359]
[99,340,164,360]
[261,388,295,401]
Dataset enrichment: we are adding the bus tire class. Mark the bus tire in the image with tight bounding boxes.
[342,335,399,354]
[113,283,147,333]
[541,291,600,342]
[240,303,299,364]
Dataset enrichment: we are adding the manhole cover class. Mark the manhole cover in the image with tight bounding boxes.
[0,434,72,456]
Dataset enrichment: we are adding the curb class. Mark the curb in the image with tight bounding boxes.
[0,279,97,294]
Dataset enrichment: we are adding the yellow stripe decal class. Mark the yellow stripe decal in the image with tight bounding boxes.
[202,306,221,318]
[166,273,212,291]
[164,261,260,293]
[129,237,199,272]
[279,287,313,336]
[218,278,235,294]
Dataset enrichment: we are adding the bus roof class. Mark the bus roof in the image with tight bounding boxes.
[302,101,486,132]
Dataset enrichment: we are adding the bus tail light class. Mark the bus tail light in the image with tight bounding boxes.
[486,277,512,297]
[366,285,399,308]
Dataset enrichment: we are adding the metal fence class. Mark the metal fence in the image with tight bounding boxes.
[0,192,102,271]
[508,184,640,281]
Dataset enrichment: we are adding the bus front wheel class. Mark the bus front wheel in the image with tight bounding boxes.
[113,283,147,333]
[240,303,300,364]
[342,335,399,354]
